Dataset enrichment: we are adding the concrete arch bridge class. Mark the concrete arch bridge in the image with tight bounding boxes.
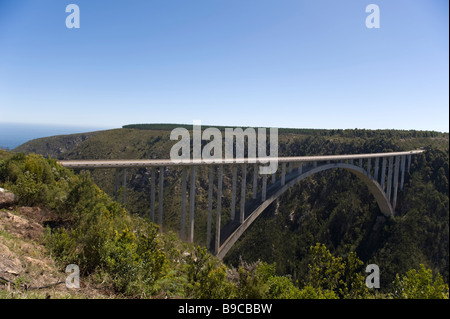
[60,150,423,259]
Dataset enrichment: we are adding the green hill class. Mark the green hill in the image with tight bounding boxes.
[12,125,449,293]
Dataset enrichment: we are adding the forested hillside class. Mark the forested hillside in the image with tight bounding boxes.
[12,125,449,295]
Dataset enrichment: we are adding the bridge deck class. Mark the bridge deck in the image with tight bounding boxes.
[59,150,424,168]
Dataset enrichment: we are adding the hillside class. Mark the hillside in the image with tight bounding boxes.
[11,126,450,293]
[15,125,449,161]
[1,150,448,299]
[0,191,109,298]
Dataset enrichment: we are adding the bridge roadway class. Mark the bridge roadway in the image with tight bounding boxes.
[59,150,424,258]
[59,150,424,168]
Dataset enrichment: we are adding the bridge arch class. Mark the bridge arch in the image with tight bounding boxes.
[216,162,393,260]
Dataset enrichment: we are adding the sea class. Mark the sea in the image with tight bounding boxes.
[0,123,111,150]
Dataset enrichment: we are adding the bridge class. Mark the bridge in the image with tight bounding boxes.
[60,150,424,259]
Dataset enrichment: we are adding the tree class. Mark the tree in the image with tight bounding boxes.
[391,264,449,299]
[306,243,369,298]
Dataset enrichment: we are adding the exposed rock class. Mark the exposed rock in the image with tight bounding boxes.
[0,210,44,242]
[0,189,15,208]
[0,242,23,280]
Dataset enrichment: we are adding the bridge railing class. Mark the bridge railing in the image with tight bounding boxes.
[59,150,424,168]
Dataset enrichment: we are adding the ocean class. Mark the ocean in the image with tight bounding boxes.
[0,123,111,150]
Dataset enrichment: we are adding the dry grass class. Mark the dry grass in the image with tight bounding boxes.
[0,206,113,299]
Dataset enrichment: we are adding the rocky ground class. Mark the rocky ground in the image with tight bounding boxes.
[0,188,110,299]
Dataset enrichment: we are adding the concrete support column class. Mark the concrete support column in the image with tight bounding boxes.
[188,166,196,243]
[115,169,120,201]
[158,167,164,231]
[281,163,286,186]
[206,166,214,249]
[386,157,393,201]
[381,157,387,189]
[215,165,223,255]
[240,164,247,224]
[252,164,258,199]
[231,166,237,220]
[122,168,127,204]
[271,171,276,184]
[367,158,371,178]
[180,167,188,240]
[298,163,303,175]
[313,161,317,168]
[288,162,293,174]
[262,174,267,202]
[150,168,156,222]
[374,158,379,182]
[407,154,412,172]
[400,155,406,191]
[359,158,363,168]
[392,156,400,210]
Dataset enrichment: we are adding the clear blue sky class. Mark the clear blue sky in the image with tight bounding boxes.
[0,0,448,132]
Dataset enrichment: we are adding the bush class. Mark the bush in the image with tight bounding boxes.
[0,153,73,211]
[45,175,168,297]
[184,247,235,299]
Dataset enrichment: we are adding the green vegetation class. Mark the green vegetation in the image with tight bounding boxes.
[0,150,448,298]
[225,146,449,293]
[392,264,449,299]
[122,123,446,140]
[6,126,449,298]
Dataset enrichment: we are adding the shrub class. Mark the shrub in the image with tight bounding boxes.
[184,247,235,299]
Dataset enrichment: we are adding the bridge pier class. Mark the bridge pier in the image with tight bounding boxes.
[252,164,258,199]
[400,155,406,190]
[115,169,120,201]
[380,157,387,189]
[231,166,238,220]
[150,168,156,222]
[386,157,393,201]
[374,157,379,182]
[262,174,267,202]
[180,167,188,240]
[215,165,223,255]
[240,164,247,223]
[122,168,127,204]
[189,166,196,243]
[207,167,214,249]
[158,167,164,232]
[392,156,400,210]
